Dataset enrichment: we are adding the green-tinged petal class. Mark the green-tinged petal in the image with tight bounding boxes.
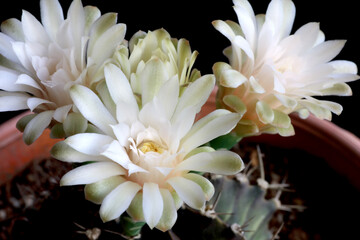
[100,181,142,222]
[256,101,274,124]
[1,18,25,41]
[220,69,247,88]
[85,175,126,204]
[212,20,236,41]
[65,133,113,155]
[320,82,352,96]
[181,110,241,152]
[127,192,144,221]
[167,176,205,210]
[249,76,265,93]
[274,94,297,109]
[184,146,215,160]
[23,110,54,145]
[50,123,66,138]
[183,173,214,201]
[271,110,291,129]
[156,189,177,232]
[233,119,259,137]
[70,84,116,135]
[16,113,36,132]
[63,112,88,136]
[300,100,332,120]
[83,6,101,35]
[223,95,247,115]
[278,124,295,137]
[89,23,126,67]
[53,104,72,123]
[96,80,116,117]
[171,190,183,210]
[174,74,215,116]
[140,58,169,105]
[143,183,163,229]
[176,150,244,175]
[60,161,126,186]
[51,141,105,163]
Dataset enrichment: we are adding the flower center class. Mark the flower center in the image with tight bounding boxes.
[139,141,165,154]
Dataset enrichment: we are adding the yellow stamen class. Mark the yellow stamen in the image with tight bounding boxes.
[139,142,164,154]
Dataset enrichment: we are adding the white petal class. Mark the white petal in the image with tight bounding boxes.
[60,161,126,186]
[89,24,126,67]
[65,133,114,155]
[101,140,147,175]
[155,76,179,120]
[183,173,215,201]
[51,141,105,163]
[70,84,117,135]
[0,32,19,62]
[167,176,205,210]
[85,175,126,204]
[53,104,72,122]
[110,123,130,146]
[27,97,54,111]
[140,58,169,105]
[21,10,50,45]
[104,63,137,107]
[176,150,244,175]
[174,75,215,118]
[180,110,241,152]
[143,183,163,229]
[40,0,64,40]
[100,181,141,222]
[0,91,30,111]
[23,110,54,145]
[156,189,177,232]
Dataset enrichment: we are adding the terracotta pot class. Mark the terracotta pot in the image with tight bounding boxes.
[0,112,61,185]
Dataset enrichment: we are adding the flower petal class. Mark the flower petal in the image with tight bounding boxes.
[85,175,126,204]
[104,63,138,112]
[183,173,214,201]
[40,0,64,40]
[180,110,241,152]
[23,110,54,145]
[176,150,244,175]
[156,189,177,232]
[60,161,126,186]
[100,181,141,222]
[51,141,105,163]
[65,133,114,155]
[167,176,205,210]
[70,84,117,135]
[143,183,163,229]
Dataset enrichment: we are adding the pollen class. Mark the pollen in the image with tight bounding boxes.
[139,142,164,154]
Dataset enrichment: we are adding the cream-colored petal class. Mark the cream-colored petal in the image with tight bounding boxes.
[143,183,163,229]
[100,181,141,222]
[176,150,244,175]
[167,176,205,210]
[23,110,54,145]
[156,189,177,232]
[70,84,116,136]
[60,161,126,186]
[65,133,114,155]
[85,175,126,204]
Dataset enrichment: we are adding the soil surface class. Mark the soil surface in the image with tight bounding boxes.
[1,143,359,239]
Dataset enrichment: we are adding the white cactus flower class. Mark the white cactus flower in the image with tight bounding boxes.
[213,0,359,137]
[0,0,126,144]
[51,63,244,231]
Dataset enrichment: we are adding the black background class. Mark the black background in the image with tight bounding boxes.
[1,0,360,137]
